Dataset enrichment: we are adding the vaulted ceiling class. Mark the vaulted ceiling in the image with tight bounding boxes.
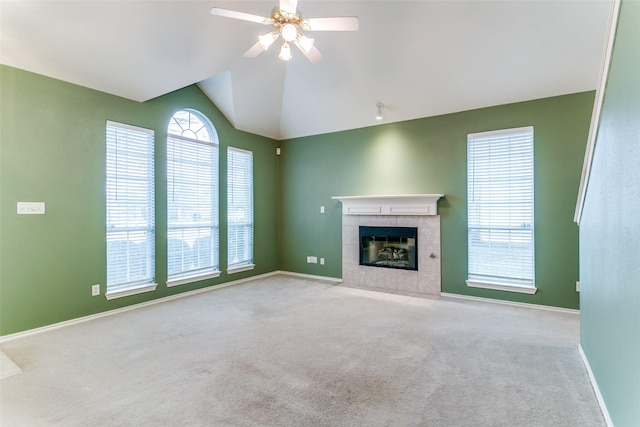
[0,0,611,140]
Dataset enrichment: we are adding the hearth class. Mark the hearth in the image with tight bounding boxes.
[359,226,418,271]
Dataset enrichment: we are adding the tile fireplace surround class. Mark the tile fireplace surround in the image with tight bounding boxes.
[333,195,443,296]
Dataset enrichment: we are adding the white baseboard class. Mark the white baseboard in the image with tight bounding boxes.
[0,271,282,344]
[578,344,614,427]
[440,292,580,315]
[278,270,343,284]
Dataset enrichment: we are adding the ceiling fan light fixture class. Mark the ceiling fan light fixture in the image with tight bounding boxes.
[210,3,359,63]
[279,42,292,61]
[258,32,279,50]
[281,23,298,42]
[297,34,314,53]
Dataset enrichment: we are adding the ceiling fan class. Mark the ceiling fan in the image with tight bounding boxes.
[210,0,359,63]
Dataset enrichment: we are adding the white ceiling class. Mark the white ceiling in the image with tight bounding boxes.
[0,0,611,140]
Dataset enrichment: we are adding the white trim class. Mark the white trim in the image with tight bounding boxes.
[228,146,252,155]
[105,282,158,300]
[574,0,621,224]
[579,344,614,427]
[466,280,537,295]
[347,206,381,215]
[106,120,154,135]
[166,271,221,288]
[332,194,444,216]
[278,270,343,284]
[0,272,281,344]
[441,292,579,315]
[227,264,255,274]
[467,125,533,139]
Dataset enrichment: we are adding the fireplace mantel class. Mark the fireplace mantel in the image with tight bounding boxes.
[332,194,444,216]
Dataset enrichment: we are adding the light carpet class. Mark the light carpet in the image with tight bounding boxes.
[0,350,22,380]
[0,275,604,426]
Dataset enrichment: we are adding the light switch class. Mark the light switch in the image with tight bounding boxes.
[17,202,45,215]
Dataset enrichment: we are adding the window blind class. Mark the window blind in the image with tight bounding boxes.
[167,111,219,283]
[227,147,254,270]
[106,121,155,292]
[467,126,534,287]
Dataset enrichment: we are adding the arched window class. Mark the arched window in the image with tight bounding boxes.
[166,110,219,285]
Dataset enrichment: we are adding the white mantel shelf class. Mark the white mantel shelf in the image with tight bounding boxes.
[332,194,444,216]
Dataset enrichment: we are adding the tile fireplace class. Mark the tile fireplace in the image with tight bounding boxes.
[333,194,443,296]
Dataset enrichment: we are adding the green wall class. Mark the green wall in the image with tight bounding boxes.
[0,63,596,336]
[579,0,640,425]
[0,65,279,336]
[279,92,594,309]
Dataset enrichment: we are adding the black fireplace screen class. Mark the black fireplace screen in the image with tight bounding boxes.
[359,226,418,271]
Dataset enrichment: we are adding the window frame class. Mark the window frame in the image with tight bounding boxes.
[466,126,536,294]
[227,146,255,274]
[166,109,221,287]
[105,121,158,300]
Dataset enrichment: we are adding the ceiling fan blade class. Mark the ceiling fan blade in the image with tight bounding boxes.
[210,7,270,24]
[279,0,298,15]
[243,40,266,58]
[305,17,359,32]
[294,41,323,64]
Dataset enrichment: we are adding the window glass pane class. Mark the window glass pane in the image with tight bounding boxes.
[168,110,211,141]
[167,110,219,282]
[227,147,253,269]
[106,122,155,292]
[467,127,534,286]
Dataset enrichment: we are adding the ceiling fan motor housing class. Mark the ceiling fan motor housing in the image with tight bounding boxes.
[270,8,309,32]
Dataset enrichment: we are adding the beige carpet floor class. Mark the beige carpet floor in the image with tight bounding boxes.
[0,275,604,426]
[0,350,22,380]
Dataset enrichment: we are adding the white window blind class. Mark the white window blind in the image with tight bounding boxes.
[167,110,219,284]
[467,126,535,288]
[106,121,155,294]
[227,147,254,271]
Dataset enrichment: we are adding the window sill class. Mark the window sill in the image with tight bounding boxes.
[166,271,221,288]
[466,280,537,295]
[105,283,158,300]
[227,264,255,275]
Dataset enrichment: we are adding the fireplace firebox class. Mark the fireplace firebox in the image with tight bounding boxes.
[359,226,418,271]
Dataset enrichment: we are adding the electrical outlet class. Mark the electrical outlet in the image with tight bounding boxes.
[576,281,580,292]
[320,258,325,265]
[92,284,100,296]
